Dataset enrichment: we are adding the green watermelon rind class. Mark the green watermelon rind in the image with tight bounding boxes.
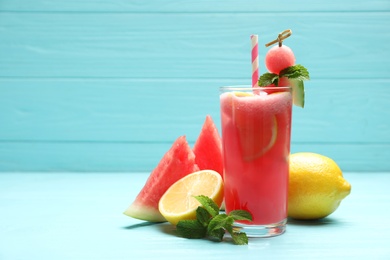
[124,203,165,222]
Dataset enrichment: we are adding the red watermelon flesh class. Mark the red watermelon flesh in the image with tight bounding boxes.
[124,136,199,222]
[193,115,224,178]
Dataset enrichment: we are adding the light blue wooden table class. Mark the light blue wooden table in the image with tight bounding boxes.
[0,172,389,259]
[1,1,390,259]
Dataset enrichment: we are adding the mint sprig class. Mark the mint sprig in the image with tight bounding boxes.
[258,64,309,87]
[258,64,310,108]
[176,195,253,245]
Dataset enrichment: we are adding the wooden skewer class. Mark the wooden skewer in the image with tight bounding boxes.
[265,29,292,47]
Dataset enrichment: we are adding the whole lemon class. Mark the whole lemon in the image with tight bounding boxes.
[288,152,351,220]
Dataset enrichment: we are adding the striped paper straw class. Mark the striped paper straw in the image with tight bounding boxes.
[250,34,259,88]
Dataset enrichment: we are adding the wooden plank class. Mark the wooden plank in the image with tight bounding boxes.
[0,12,389,79]
[1,78,389,143]
[0,0,388,173]
[0,142,389,172]
[0,0,388,12]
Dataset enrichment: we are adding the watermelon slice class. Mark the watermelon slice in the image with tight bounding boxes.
[124,136,199,222]
[193,115,224,178]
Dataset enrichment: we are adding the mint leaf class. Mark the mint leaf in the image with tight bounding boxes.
[208,228,225,242]
[193,195,219,217]
[196,206,211,227]
[258,72,279,87]
[207,214,233,234]
[279,64,310,81]
[207,214,235,243]
[229,210,253,221]
[176,219,207,239]
[231,232,249,245]
[223,218,249,245]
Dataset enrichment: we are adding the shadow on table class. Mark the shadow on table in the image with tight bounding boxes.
[122,222,162,230]
[156,222,176,235]
[122,222,177,235]
[122,218,339,231]
[287,217,339,226]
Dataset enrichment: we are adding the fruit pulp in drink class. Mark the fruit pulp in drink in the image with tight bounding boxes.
[220,88,292,225]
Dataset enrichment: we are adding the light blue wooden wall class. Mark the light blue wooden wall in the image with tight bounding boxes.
[1,0,389,172]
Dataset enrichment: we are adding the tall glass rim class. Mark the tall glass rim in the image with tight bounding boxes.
[220,85,292,93]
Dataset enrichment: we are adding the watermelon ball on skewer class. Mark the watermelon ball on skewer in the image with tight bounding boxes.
[259,29,309,108]
[265,45,295,74]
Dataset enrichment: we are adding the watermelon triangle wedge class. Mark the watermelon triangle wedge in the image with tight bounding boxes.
[124,136,199,222]
[193,115,224,178]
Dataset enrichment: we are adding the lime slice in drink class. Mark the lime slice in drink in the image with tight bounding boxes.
[238,115,278,161]
[232,94,278,161]
[290,79,305,108]
[232,91,254,97]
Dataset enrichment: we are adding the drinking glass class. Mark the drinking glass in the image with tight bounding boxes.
[219,85,292,237]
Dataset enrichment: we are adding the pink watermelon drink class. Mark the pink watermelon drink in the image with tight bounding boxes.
[219,31,308,237]
[220,86,292,236]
